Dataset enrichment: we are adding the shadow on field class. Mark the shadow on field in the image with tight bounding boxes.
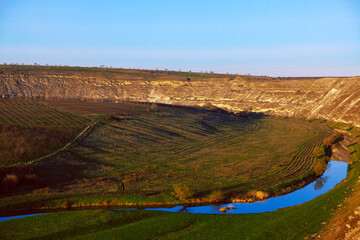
[0,149,105,197]
[0,101,266,199]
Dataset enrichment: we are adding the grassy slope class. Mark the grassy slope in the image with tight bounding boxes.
[1,127,358,240]
[75,109,326,195]
[1,64,319,83]
[0,101,332,210]
[0,65,224,84]
[0,160,358,239]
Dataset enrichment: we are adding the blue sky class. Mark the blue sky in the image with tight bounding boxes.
[0,0,359,76]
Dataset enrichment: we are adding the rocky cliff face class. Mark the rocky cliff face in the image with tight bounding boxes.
[1,67,359,126]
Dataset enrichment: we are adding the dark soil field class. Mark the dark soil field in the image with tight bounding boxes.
[0,99,89,166]
[40,99,151,115]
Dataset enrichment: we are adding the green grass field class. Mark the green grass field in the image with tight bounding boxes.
[1,127,358,240]
[0,142,358,240]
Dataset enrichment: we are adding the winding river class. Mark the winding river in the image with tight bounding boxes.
[0,161,348,221]
[145,161,348,214]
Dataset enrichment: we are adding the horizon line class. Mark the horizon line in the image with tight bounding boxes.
[1,63,358,79]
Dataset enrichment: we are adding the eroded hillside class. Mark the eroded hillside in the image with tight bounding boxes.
[1,66,359,126]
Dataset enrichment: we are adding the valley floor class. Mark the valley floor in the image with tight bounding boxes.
[0,100,359,239]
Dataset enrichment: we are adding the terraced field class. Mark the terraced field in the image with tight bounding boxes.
[0,100,333,210]
[0,101,328,203]
[236,133,332,194]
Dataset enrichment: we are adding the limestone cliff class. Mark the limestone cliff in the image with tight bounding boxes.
[1,66,359,126]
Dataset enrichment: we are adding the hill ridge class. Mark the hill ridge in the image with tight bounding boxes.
[1,66,359,127]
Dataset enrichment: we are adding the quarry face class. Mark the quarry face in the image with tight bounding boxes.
[1,68,359,127]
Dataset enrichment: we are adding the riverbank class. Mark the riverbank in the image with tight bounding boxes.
[0,125,358,239]
[314,127,360,240]
[0,160,347,219]
[0,159,358,239]
[0,126,354,218]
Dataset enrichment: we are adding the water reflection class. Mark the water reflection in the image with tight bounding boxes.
[315,176,328,190]
[146,161,348,214]
[179,206,188,213]
[211,205,221,212]
[0,161,348,221]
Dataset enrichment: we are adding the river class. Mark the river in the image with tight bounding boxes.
[0,161,348,221]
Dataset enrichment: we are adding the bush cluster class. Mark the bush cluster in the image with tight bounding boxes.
[323,131,343,147]
[172,183,192,200]
[312,131,343,176]
[209,189,225,202]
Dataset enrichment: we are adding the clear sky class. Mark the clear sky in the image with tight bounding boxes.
[0,0,359,76]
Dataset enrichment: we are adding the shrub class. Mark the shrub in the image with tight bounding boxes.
[323,137,332,147]
[248,190,269,200]
[172,183,192,200]
[255,191,269,200]
[313,146,325,159]
[33,187,52,194]
[314,158,328,176]
[323,131,343,147]
[61,201,72,209]
[209,189,224,202]
[1,174,19,192]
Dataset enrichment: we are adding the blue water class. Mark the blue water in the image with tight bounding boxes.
[0,161,348,221]
[145,161,348,214]
[0,213,45,222]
